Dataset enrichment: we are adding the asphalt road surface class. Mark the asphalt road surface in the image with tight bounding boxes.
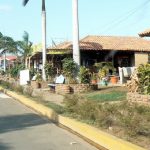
[0,92,98,150]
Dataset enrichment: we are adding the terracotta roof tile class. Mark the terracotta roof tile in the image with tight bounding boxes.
[48,35,150,52]
[81,35,150,51]
[48,42,72,50]
[0,56,17,61]
[138,28,150,37]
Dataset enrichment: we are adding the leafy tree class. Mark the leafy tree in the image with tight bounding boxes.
[0,32,18,72]
[23,0,47,80]
[9,63,25,78]
[17,31,33,68]
[0,32,17,54]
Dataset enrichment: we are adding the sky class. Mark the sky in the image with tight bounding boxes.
[0,0,150,47]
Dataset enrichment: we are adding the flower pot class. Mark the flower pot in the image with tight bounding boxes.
[100,80,108,86]
[110,76,118,84]
[91,79,97,84]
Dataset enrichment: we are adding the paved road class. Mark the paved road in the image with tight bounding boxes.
[0,93,98,150]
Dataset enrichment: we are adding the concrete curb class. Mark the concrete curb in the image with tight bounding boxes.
[1,88,146,150]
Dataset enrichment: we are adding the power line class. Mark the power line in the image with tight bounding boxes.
[100,0,150,34]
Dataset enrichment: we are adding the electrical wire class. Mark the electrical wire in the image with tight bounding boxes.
[100,0,150,34]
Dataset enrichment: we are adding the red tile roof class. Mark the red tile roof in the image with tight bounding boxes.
[138,28,150,37]
[0,56,17,61]
[48,35,150,52]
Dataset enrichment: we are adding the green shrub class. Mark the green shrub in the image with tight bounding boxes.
[137,64,150,95]
[44,62,56,81]
[0,80,11,89]
[63,94,79,114]
[78,66,91,84]
[62,58,78,83]
[95,103,120,128]
[14,85,24,94]
[63,95,150,137]
[78,100,97,121]
[9,64,25,78]
[117,103,150,137]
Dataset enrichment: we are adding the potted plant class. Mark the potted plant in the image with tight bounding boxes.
[44,61,55,82]
[95,62,114,85]
[35,72,42,88]
[110,68,119,84]
[91,72,98,84]
[78,66,91,84]
[62,58,78,84]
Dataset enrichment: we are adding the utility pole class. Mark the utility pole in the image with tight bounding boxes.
[72,0,80,66]
[42,0,46,81]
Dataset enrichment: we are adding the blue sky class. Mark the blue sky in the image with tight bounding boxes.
[0,0,150,46]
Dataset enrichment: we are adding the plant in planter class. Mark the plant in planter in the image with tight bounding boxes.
[91,72,98,84]
[62,58,78,84]
[78,66,91,84]
[95,62,114,85]
[110,68,119,84]
[35,72,42,88]
[44,61,55,82]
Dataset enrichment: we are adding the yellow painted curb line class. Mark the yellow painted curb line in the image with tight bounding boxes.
[2,88,146,150]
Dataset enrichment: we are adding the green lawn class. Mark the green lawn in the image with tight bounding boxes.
[86,90,127,102]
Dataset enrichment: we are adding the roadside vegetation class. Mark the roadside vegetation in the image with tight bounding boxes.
[63,94,150,149]
[0,80,150,149]
[0,63,150,149]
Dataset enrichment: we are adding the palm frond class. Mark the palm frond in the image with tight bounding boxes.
[23,0,30,6]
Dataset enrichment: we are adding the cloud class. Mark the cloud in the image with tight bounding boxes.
[0,4,12,12]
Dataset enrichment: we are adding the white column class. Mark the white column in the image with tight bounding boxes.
[72,0,80,66]
[118,67,123,84]
[42,11,46,81]
[3,52,6,72]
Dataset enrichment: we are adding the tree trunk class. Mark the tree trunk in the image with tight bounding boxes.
[25,57,28,69]
[28,56,31,69]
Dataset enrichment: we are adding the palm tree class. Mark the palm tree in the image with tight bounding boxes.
[0,32,17,72]
[72,0,80,66]
[17,31,33,69]
[23,0,47,81]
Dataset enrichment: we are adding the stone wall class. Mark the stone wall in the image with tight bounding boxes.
[31,81,48,89]
[55,84,97,94]
[127,92,150,105]
[0,77,97,95]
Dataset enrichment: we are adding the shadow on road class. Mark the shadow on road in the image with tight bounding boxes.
[0,113,50,134]
[0,142,11,150]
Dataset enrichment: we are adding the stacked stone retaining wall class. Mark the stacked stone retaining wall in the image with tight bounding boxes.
[127,92,150,105]
[55,84,97,94]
